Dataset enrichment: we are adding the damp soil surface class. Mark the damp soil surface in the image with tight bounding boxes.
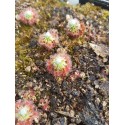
[16,0,109,125]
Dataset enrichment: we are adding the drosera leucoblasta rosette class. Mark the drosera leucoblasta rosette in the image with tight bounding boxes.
[38,29,59,50]
[15,100,39,125]
[66,16,85,38]
[46,49,72,78]
[16,7,39,25]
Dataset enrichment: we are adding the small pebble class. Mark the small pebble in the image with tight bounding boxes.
[71,118,75,123]
[96,98,101,105]
[50,112,57,118]
[25,66,31,72]
[66,105,70,112]
[70,110,75,117]
[80,72,85,79]
[103,101,107,107]
[75,118,82,124]
[95,85,99,89]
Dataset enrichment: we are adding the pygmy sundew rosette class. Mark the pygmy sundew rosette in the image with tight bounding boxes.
[66,18,85,38]
[38,29,59,50]
[16,7,39,25]
[46,52,72,78]
[16,100,39,125]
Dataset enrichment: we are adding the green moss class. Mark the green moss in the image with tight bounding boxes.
[101,10,109,19]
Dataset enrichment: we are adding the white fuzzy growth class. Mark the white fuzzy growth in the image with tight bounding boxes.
[44,32,54,41]
[68,19,80,29]
[69,19,77,25]
[45,32,52,38]
[25,10,33,16]
[24,10,33,19]
[19,107,28,116]
[54,57,63,64]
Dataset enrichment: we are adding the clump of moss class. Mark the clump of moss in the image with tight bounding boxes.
[74,3,101,15]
